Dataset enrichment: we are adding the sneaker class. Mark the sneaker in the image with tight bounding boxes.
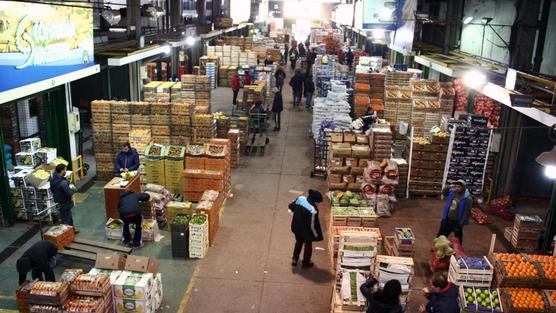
[302,261,314,268]
[133,242,144,249]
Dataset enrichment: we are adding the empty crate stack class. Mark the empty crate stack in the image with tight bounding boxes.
[511,214,543,252]
[370,126,393,161]
[91,101,113,180]
[408,134,448,196]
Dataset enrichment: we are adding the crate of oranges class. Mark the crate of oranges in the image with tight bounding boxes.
[543,290,556,313]
[495,260,543,288]
[501,288,548,313]
[490,253,527,264]
[528,255,556,289]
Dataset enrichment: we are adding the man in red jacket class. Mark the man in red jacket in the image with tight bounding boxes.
[231,73,240,105]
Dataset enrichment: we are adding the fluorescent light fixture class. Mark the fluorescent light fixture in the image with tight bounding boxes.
[185,36,196,46]
[536,146,556,179]
[162,45,171,54]
[379,7,394,20]
[463,70,487,89]
[372,29,385,39]
[463,16,473,24]
[482,17,493,24]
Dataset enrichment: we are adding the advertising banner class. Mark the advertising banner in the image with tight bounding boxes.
[0,1,94,93]
[362,0,399,30]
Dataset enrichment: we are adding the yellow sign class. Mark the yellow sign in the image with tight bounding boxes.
[0,1,93,69]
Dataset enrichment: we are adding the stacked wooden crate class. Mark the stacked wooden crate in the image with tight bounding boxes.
[227,129,240,168]
[511,214,543,252]
[354,73,371,118]
[195,190,223,246]
[370,126,393,161]
[373,255,414,307]
[195,75,211,113]
[192,114,216,144]
[369,73,385,118]
[171,101,193,146]
[393,228,415,257]
[207,140,232,197]
[408,135,448,196]
[91,101,113,180]
[164,146,186,194]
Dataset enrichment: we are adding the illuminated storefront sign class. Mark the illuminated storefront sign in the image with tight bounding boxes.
[0,1,94,92]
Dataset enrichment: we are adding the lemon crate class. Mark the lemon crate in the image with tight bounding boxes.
[448,256,493,288]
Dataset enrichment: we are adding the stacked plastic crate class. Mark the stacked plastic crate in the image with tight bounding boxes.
[189,214,209,258]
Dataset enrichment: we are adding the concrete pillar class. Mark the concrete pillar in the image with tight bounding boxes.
[509,0,542,70]
[213,0,222,21]
[197,0,206,26]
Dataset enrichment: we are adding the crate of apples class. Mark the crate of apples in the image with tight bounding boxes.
[504,288,547,313]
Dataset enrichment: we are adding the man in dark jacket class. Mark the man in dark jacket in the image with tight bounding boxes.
[284,43,289,65]
[51,164,76,226]
[298,43,306,57]
[289,47,298,70]
[271,87,283,131]
[274,66,286,92]
[289,189,323,268]
[289,69,304,109]
[115,142,140,175]
[346,48,354,71]
[304,73,315,109]
[360,277,403,313]
[17,240,58,284]
[420,273,459,313]
[437,179,472,244]
[119,191,150,248]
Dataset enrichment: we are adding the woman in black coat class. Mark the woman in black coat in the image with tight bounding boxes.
[360,277,404,313]
[288,189,324,268]
[271,87,283,131]
[289,69,304,109]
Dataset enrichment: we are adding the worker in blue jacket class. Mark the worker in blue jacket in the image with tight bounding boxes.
[119,191,150,248]
[115,142,139,175]
[437,179,472,244]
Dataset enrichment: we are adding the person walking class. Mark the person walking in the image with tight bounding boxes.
[437,179,472,244]
[360,276,404,313]
[51,164,77,227]
[304,71,315,110]
[288,189,324,268]
[419,273,459,313]
[231,73,240,105]
[289,69,304,109]
[298,43,306,57]
[284,43,289,65]
[346,48,354,71]
[271,87,283,131]
[289,46,298,70]
[16,240,58,285]
[115,142,140,175]
[274,65,286,92]
[119,191,150,249]
[338,48,344,65]
[243,71,252,87]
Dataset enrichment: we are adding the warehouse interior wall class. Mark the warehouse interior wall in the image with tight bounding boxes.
[460,0,515,64]
[540,0,556,76]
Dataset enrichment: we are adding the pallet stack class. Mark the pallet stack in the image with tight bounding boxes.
[328,132,371,191]
[511,214,543,252]
[393,228,415,257]
[408,134,448,196]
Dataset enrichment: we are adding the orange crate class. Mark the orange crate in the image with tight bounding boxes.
[43,225,75,250]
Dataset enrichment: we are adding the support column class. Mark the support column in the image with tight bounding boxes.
[212,0,222,21]
[170,0,183,28]
[533,0,552,72]
[508,0,542,70]
[197,0,206,26]
[0,117,14,225]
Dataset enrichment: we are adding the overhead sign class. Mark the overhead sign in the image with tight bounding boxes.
[362,0,400,30]
[390,0,417,55]
[0,1,94,93]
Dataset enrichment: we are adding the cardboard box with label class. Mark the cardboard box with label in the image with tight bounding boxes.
[88,268,123,284]
[125,255,160,274]
[113,271,154,300]
[96,253,126,270]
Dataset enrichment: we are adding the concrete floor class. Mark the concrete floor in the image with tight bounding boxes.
[0,65,547,313]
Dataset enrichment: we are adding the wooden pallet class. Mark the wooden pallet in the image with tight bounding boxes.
[59,238,132,261]
[244,135,268,156]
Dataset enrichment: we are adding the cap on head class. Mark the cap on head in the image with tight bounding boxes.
[307,189,323,203]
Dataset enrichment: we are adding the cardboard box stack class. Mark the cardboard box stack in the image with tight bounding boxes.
[511,214,543,252]
[242,81,267,108]
[9,138,65,221]
[207,140,232,196]
[164,146,185,194]
[408,134,448,196]
[195,190,224,246]
[227,129,240,168]
[112,256,162,313]
[143,82,175,102]
[189,213,209,258]
[374,255,414,308]
[328,132,370,191]
[144,144,167,186]
[370,125,393,161]
[182,143,229,202]
[192,114,216,144]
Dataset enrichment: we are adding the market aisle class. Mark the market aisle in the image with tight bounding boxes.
[184,67,334,313]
